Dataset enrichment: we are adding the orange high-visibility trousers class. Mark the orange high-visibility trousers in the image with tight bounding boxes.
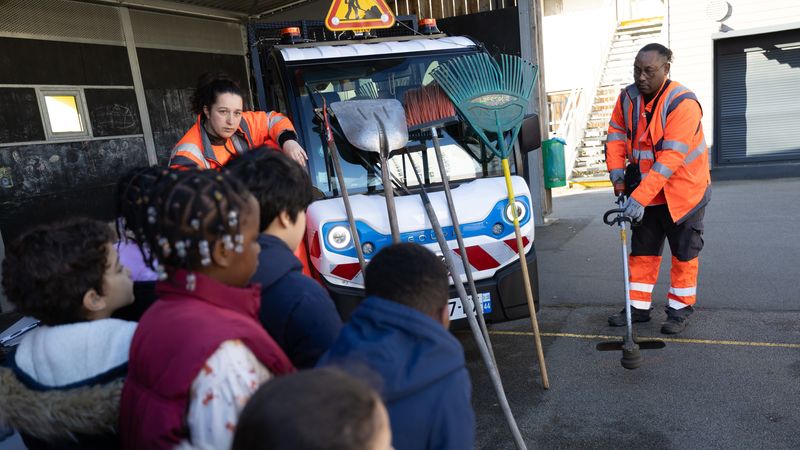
[629,204,704,310]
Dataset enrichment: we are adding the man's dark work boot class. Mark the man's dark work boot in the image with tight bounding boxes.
[661,306,694,334]
[608,307,651,327]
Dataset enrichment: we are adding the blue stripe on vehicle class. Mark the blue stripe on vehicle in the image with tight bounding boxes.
[321,197,531,258]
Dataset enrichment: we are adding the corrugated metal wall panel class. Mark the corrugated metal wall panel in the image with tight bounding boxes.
[0,0,124,44]
[717,31,800,163]
[130,9,245,55]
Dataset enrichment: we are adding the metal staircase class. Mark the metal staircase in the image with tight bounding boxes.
[570,18,663,185]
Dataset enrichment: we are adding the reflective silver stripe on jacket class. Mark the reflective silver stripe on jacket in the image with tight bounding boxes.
[606,132,626,142]
[621,91,631,133]
[660,140,690,154]
[684,138,708,165]
[650,162,673,178]
[609,119,624,131]
[632,149,655,160]
[169,155,202,168]
[660,86,688,127]
[240,117,254,145]
[266,111,284,129]
[171,143,210,169]
[199,126,219,164]
[232,134,249,155]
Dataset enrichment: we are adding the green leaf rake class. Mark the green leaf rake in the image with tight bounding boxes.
[432,53,549,389]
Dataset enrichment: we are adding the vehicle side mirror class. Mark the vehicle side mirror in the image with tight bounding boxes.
[518,114,541,153]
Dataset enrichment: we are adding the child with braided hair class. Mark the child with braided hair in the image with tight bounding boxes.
[110,166,166,322]
[113,166,164,282]
[118,168,295,450]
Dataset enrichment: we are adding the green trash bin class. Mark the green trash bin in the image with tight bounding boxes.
[542,137,567,188]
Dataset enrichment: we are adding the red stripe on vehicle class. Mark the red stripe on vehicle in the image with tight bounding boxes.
[331,262,361,280]
[309,231,321,259]
[454,245,500,271]
[503,236,530,253]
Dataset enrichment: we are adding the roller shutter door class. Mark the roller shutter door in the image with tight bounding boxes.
[715,28,800,164]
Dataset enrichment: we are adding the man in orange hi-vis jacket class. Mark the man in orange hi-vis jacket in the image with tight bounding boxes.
[605,43,711,334]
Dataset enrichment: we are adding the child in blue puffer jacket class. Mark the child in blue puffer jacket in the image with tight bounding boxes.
[318,243,476,450]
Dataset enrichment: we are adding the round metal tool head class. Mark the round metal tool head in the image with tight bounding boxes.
[621,346,642,370]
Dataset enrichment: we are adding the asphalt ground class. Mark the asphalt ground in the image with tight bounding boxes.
[460,177,800,449]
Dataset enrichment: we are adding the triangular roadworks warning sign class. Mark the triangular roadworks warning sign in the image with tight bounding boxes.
[324,0,396,31]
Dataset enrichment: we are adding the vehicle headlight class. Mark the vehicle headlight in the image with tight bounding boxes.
[504,200,527,223]
[327,225,352,250]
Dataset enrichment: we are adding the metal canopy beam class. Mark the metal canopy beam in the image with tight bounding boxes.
[255,0,311,16]
[74,0,357,21]
[80,0,251,21]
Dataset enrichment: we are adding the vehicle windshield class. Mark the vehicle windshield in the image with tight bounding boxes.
[288,52,517,197]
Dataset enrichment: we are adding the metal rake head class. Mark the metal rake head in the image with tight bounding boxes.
[431,53,538,159]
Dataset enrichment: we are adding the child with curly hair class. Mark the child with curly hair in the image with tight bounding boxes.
[0,218,136,449]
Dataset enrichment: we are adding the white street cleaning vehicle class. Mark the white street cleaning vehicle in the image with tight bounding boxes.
[250,21,542,322]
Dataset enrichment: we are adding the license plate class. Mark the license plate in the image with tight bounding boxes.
[448,292,491,321]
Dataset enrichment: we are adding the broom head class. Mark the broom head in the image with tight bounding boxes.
[431,53,538,158]
[403,83,458,130]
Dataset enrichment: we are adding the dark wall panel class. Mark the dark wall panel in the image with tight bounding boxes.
[0,137,149,239]
[0,88,45,143]
[144,88,195,165]
[438,7,521,57]
[85,89,143,137]
[137,48,249,92]
[0,38,132,86]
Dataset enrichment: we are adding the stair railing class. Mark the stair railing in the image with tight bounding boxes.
[562,0,619,180]
[553,87,580,177]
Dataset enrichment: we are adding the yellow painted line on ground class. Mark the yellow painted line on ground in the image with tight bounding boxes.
[488,330,800,349]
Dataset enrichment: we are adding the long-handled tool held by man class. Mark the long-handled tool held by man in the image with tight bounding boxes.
[596,195,665,369]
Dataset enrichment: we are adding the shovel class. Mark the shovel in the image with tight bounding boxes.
[329,99,405,243]
[596,196,665,369]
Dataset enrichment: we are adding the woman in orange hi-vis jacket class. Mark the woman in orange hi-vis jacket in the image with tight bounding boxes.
[605,43,711,335]
[169,73,313,276]
[169,73,308,169]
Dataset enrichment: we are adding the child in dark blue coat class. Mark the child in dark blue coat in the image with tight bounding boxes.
[318,243,476,450]
[228,150,342,368]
